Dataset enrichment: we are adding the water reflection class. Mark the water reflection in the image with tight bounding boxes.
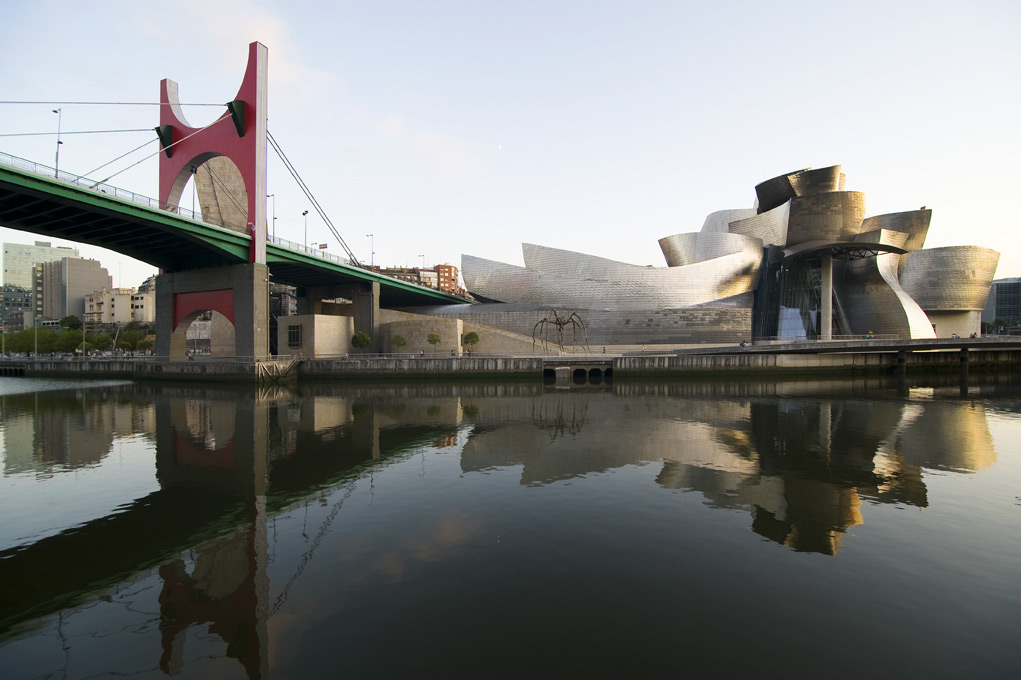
[0,376,1014,678]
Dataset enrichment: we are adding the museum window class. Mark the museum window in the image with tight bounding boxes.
[288,324,302,348]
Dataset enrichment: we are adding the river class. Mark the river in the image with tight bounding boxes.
[1,375,1019,678]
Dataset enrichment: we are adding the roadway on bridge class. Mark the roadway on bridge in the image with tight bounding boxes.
[0,157,467,308]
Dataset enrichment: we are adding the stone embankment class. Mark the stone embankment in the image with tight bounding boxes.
[4,340,1021,383]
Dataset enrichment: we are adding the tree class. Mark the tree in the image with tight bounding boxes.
[93,332,112,352]
[136,338,154,353]
[351,331,372,353]
[462,332,479,353]
[390,334,407,352]
[119,329,145,350]
[60,315,82,330]
[56,331,81,353]
[427,333,441,352]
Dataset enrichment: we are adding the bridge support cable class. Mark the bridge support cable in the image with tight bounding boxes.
[87,113,231,189]
[0,100,225,107]
[201,162,249,223]
[267,130,360,266]
[82,138,160,178]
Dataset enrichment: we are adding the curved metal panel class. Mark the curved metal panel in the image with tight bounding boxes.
[854,228,909,250]
[462,250,762,310]
[729,201,789,246]
[785,192,867,247]
[788,165,844,197]
[861,209,931,252]
[658,232,763,267]
[753,166,843,214]
[836,254,936,339]
[700,208,757,234]
[754,169,805,214]
[522,243,646,277]
[898,246,1000,311]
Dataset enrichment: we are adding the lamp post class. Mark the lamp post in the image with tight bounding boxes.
[303,210,309,249]
[419,254,425,268]
[268,194,277,240]
[52,108,62,177]
[366,234,374,266]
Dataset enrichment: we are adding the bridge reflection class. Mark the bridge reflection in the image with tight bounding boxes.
[0,376,1011,677]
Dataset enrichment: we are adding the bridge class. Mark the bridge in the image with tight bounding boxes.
[0,153,463,307]
[0,42,470,359]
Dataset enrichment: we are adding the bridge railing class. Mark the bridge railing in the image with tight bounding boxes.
[0,150,250,230]
[269,235,351,265]
[0,151,390,270]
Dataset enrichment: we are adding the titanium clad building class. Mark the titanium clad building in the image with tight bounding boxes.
[420,165,999,346]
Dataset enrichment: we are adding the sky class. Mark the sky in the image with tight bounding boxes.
[2,0,1020,289]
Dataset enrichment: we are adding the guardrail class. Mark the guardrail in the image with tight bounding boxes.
[0,150,244,229]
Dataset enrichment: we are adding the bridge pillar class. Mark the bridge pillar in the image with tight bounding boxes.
[296,282,380,352]
[156,264,269,359]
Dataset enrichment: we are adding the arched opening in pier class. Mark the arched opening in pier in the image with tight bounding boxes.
[170,310,237,360]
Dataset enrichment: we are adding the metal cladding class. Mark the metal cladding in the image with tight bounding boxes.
[861,209,931,252]
[522,243,645,276]
[838,254,937,339]
[449,164,999,344]
[701,209,757,234]
[899,246,1000,311]
[785,192,868,246]
[463,251,761,311]
[729,201,790,246]
[754,166,845,214]
[658,232,763,268]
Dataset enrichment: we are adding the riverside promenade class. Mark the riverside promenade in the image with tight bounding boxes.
[3,337,1021,383]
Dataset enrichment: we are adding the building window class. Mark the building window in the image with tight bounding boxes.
[288,324,302,349]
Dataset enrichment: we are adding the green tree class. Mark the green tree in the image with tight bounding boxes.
[351,331,372,353]
[136,338,154,353]
[60,315,82,330]
[93,332,112,352]
[390,334,407,352]
[119,329,144,350]
[56,330,81,353]
[34,327,58,354]
[427,333,441,352]
[462,331,479,353]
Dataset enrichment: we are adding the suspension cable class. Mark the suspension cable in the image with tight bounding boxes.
[267,130,360,265]
[88,112,230,188]
[0,129,154,137]
[202,162,248,217]
[82,138,159,178]
[0,100,224,107]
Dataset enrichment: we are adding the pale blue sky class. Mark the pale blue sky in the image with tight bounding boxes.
[2,0,1019,287]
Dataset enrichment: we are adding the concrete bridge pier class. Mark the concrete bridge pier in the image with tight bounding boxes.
[296,281,379,352]
[156,263,270,359]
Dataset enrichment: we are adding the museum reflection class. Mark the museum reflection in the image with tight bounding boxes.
[0,376,1009,678]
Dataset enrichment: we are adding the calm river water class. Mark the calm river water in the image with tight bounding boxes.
[1,375,1019,679]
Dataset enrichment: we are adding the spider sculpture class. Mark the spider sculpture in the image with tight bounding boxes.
[532,309,589,353]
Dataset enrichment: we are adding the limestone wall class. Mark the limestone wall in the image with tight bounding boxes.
[276,314,354,357]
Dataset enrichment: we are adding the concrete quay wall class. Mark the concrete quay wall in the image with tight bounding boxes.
[617,348,1021,377]
[300,356,544,380]
[10,347,1021,383]
[20,359,275,382]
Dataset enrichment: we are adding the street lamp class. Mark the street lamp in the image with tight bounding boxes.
[52,108,62,176]
[419,254,425,269]
[267,194,277,240]
[303,210,309,248]
[366,234,374,266]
